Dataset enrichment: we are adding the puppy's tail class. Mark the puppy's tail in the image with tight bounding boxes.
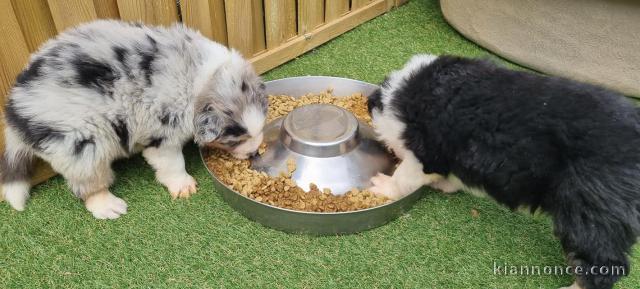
[549,161,640,288]
[1,127,34,211]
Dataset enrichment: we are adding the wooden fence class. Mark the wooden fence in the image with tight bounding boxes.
[0,0,407,184]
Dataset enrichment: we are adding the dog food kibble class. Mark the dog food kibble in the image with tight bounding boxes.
[204,91,390,212]
[267,91,372,125]
[257,142,267,155]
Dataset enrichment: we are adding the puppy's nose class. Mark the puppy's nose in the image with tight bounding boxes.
[249,150,259,158]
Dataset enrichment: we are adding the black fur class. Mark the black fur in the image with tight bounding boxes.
[159,106,180,127]
[138,35,158,85]
[380,55,640,289]
[146,137,164,148]
[74,136,95,155]
[112,46,133,79]
[72,53,118,96]
[110,118,129,152]
[113,46,127,64]
[367,87,383,115]
[223,123,247,137]
[15,57,46,86]
[4,99,64,151]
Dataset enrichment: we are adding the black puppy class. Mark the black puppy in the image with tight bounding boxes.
[367,55,640,289]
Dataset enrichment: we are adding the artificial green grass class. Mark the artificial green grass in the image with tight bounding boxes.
[1,0,638,288]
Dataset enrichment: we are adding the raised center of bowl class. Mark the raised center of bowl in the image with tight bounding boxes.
[281,104,359,157]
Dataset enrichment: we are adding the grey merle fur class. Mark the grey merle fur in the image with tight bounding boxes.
[1,20,266,218]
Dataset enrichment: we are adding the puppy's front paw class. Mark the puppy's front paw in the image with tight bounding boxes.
[369,173,401,200]
[2,181,31,211]
[165,174,198,200]
[85,191,128,220]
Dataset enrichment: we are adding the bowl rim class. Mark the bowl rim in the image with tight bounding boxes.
[200,76,420,216]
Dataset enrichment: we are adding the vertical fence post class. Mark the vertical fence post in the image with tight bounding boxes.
[264,0,296,49]
[225,0,266,57]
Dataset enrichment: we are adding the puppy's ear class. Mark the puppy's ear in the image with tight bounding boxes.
[194,109,224,145]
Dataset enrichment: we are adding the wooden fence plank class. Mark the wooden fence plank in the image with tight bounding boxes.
[117,0,179,26]
[208,0,228,45]
[0,1,30,101]
[47,0,98,32]
[181,0,215,38]
[93,0,120,19]
[298,0,324,34]
[325,0,350,22]
[181,0,228,45]
[252,0,388,73]
[352,0,373,9]
[225,0,266,57]
[250,0,266,54]
[0,0,32,184]
[10,0,57,52]
[264,0,296,49]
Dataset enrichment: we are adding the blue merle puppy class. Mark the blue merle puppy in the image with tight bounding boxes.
[1,20,267,219]
[368,55,640,289]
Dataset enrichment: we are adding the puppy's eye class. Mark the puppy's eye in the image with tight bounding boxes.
[241,81,248,92]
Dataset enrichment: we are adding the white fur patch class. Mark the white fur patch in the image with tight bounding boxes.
[371,109,409,159]
[2,181,31,211]
[430,178,462,193]
[446,174,489,198]
[242,106,266,137]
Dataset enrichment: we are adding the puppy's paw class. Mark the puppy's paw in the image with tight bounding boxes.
[165,174,198,200]
[2,181,31,211]
[85,191,128,220]
[369,173,401,200]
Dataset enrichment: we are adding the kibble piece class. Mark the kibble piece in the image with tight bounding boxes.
[286,158,296,176]
[258,143,267,155]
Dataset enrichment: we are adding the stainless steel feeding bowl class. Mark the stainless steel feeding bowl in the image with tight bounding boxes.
[200,76,424,235]
[251,103,395,194]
